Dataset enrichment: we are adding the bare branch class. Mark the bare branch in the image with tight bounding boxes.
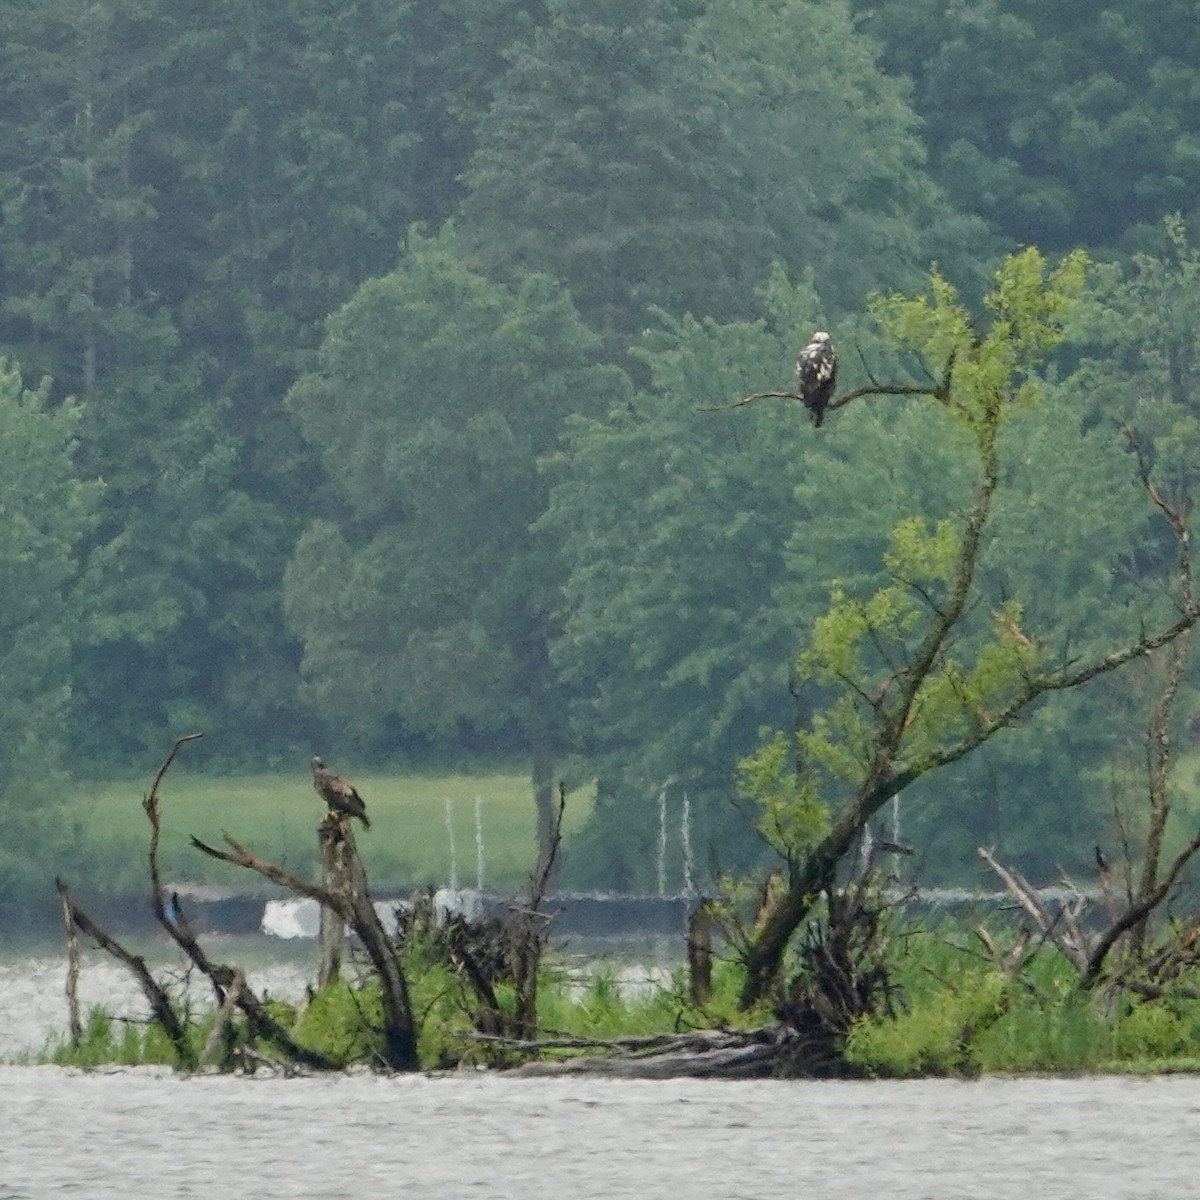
[55,878,192,1065]
[197,970,244,1069]
[703,382,943,416]
[192,827,418,1070]
[975,849,1086,970]
[1079,828,1200,989]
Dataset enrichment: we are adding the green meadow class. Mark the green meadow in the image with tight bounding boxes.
[68,768,593,897]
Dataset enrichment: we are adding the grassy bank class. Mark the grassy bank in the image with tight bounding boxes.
[67,768,593,897]
[43,929,1200,1075]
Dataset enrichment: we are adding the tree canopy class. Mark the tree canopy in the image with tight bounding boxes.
[0,359,97,915]
[5,0,1200,903]
[284,231,628,859]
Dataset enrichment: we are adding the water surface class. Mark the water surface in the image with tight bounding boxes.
[3,1067,1198,1199]
[3,943,1197,1199]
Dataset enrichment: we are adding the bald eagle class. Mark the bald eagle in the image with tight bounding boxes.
[795,331,837,427]
[311,756,370,829]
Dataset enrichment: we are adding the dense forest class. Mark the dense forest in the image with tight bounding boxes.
[4,0,1200,906]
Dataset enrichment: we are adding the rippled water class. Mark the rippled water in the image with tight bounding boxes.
[3,944,1199,1198]
[0,939,314,1062]
[5,1067,1200,1199]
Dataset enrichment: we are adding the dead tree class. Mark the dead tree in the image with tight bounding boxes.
[423,784,568,1046]
[192,821,418,1071]
[54,878,192,1065]
[686,900,714,1007]
[54,735,413,1072]
[56,881,83,1048]
[979,431,1200,1000]
[317,815,358,988]
[140,736,339,1071]
[56,734,347,1072]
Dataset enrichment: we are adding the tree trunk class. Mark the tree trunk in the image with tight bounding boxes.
[531,746,558,885]
[687,899,713,1007]
[317,819,348,988]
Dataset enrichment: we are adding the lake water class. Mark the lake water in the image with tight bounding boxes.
[3,943,1199,1198]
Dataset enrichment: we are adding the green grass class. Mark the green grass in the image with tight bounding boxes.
[843,926,1200,1076]
[67,768,593,896]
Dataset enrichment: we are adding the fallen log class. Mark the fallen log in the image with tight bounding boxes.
[481,1023,844,1080]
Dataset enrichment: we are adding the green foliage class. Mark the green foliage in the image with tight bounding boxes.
[1114,1001,1189,1060]
[857,0,1200,250]
[844,964,1008,1076]
[45,925,1200,1075]
[734,251,1113,885]
[284,230,628,767]
[48,1007,199,1070]
[460,0,764,344]
[8,0,1200,913]
[545,280,826,886]
[843,928,1200,1077]
[0,358,99,916]
[872,248,1088,428]
[736,729,827,859]
[689,0,989,313]
[461,0,980,351]
[292,979,377,1065]
[0,0,552,774]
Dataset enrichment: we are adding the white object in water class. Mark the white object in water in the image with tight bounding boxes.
[433,887,483,925]
[262,896,404,938]
[262,898,320,939]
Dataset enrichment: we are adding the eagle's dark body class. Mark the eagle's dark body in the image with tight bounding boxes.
[311,756,370,828]
[795,331,837,427]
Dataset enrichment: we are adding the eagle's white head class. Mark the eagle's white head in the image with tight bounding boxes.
[810,331,831,344]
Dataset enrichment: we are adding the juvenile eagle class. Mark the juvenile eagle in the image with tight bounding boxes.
[795,331,837,427]
[311,756,370,829]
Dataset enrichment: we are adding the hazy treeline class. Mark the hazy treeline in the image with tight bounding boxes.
[2,0,1200,903]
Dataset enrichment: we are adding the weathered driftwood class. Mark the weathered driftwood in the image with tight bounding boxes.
[498,1025,833,1080]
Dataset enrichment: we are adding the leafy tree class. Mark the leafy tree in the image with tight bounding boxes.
[403,0,549,223]
[688,0,990,315]
[0,0,315,764]
[0,0,168,398]
[461,0,989,356]
[546,254,1140,891]
[736,249,1200,1008]
[0,359,98,916]
[65,362,303,764]
[543,268,838,888]
[459,0,764,348]
[283,231,629,863]
[857,0,1200,250]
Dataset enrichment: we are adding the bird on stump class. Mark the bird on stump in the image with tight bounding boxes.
[311,756,371,829]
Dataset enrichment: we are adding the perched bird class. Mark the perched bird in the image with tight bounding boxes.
[311,756,370,829]
[795,331,838,427]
